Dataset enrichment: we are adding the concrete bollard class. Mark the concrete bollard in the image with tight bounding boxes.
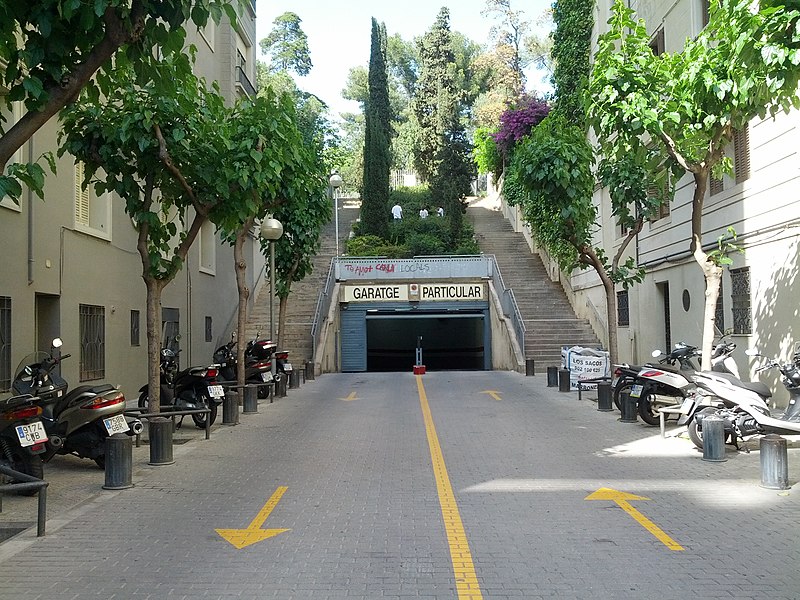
[597,382,613,412]
[558,369,570,392]
[760,434,789,489]
[222,390,239,425]
[618,391,638,422]
[702,416,727,462]
[305,361,315,381]
[276,375,287,398]
[103,433,133,489]
[546,366,558,387]
[242,385,258,414]
[525,358,535,376]
[290,369,300,389]
[148,417,175,466]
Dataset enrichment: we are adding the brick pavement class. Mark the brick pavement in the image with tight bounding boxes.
[1,371,799,599]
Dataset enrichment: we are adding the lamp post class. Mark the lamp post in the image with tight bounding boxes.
[260,216,283,378]
[329,172,343,256]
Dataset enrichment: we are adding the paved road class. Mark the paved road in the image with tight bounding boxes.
[1,371,799,599]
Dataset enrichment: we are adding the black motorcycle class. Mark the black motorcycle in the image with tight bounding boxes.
[0,393,48,491]
[138,348,223,428]
[213,332,288,399]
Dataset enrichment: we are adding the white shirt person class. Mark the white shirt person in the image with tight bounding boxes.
[391,203,403,219]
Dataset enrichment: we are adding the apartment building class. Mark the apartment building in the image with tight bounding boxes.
[506,0,800,404]
[0,3,262,400]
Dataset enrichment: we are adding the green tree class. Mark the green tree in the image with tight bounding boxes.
[60,54,232,414]
[361,18,391,238]
[588,0,800,369]
[0,0,237,201]
[412,8,460,183]
[482,0,530,99]
[259,11,312,76]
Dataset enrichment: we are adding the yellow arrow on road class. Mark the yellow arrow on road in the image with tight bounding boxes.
[481,390,502,401]
[340,391,359,401]
[585,487,683,551]
[216,486,290,549]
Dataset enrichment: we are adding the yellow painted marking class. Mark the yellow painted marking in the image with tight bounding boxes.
[585,487,683,551]
[416,376,484,599]
[215,486,290,549]
[481,390,502,401]
[340,391,359,402]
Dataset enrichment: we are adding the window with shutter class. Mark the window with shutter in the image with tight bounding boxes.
[733,125,751,184]
[649,27,665,56]
[709,176,723,196]
[1,100,24,211]
[74,162,90,226]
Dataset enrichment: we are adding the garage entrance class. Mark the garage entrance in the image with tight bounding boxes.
[340,301,490,372]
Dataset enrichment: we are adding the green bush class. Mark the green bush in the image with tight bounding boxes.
[404,232,446,257]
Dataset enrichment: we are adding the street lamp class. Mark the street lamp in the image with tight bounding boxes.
[329,172,343,256]
[260,216,283,378]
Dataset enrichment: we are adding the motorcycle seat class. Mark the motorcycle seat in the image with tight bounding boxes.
[59,384,116,412]
[703,372,773,398]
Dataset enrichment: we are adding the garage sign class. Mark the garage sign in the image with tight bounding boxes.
[343,283,484,302]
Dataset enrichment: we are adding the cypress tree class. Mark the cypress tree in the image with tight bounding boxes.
[361,18,391,238]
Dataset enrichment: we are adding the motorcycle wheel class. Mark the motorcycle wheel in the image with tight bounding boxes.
[94,454,105,469]
[638,394,662,427]
[138,390,150,410]
[191,391,218,429]
[1,447,44,496]
[688,420,704,449]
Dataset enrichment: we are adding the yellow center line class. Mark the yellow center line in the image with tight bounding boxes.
[416,375,483,600]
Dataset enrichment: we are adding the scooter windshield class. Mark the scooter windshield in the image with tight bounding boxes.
[12,351,52,394]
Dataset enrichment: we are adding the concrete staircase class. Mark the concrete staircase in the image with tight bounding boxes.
[469,203,601,367]
[246,200,361,366]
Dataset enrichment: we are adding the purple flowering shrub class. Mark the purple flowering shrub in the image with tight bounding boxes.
[493,97,550,157]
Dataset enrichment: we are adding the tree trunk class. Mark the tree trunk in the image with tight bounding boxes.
[579,246,618,371]
[234,222,253,400]
[690,170,720,371]
[144,275,164,415]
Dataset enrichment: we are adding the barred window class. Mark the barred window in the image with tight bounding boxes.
[205,316,213,343]
[131,310,140,347]
[730,267,752,335]
[79,304,105,381]
[0,297,10,391]
[617,290,630,327]
[715,278,725,333]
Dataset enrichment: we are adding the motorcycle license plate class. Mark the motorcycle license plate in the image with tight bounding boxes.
[103,414,130,435]
[15,421,48,447]
[630,384,643,398]
[261,372,273,383]
[208,385,224,398]
[283,362,292,372]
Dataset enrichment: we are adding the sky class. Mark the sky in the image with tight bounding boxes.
[255,0,553,120]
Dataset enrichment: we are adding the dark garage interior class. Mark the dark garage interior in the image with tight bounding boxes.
[365,312,485,371]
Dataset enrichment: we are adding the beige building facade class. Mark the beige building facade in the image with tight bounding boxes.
[502,0,800,406]
[0,3,262,400]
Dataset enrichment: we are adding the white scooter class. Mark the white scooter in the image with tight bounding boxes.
[687,344,800,449]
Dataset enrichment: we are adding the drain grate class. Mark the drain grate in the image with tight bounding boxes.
[0,523,33,543]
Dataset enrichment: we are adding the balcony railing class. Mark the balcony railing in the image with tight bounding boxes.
[236,66,256,98]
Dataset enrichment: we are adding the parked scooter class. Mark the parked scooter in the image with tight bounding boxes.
[138,348,223,428]
[0,393,48,491]
[213,331,287,399]
[11,338,142,468]
[688,344,800,449]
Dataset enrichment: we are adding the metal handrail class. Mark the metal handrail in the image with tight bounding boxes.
[0,465,48,537]
[488,255,527,352]
[310,257,336,362]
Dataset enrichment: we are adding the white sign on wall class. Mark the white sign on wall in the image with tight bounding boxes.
[342,283,485,303]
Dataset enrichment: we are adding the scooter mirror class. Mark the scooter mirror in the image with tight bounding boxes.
[652,350,663,358]
[52,338,63,349]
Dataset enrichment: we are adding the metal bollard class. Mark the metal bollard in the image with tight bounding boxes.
[148,417,175,466]
[103,433,134,489]
[222,390,239,425]
[305,361,315,381]
[546,366,558,387]
[702,416,727,462]
[290,369,300,389]
[619,391,638,422]
[760,434,789,489]
[277,375,287,398]
[558,369,570,392]
[525,358,535,376]
[242,385,258,414]
[597,382,613,412]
